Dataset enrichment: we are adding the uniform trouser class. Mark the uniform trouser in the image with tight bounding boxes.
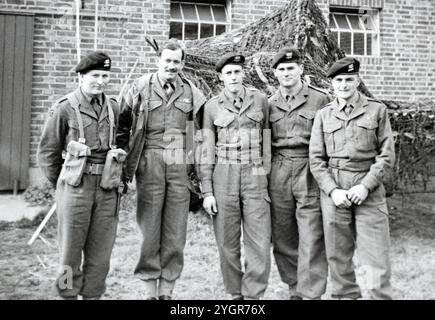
[55,174,119,298]
[269,156,327,299]
[321,168,392,300]
[134,148,190,282]
[212,162,272,299]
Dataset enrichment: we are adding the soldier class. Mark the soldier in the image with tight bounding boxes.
[268,47,329,300]
[117,40,206,300]
[38,51,124,300]
[199,53,272,300]
[309,57,395,299]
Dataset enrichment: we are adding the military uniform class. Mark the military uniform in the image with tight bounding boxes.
[310,82,395,299]
[117,72,205,296]
[268,81,329,299]
[38,71,120,298]
[199,81,272,299]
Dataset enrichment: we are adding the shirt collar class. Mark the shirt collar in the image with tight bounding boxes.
[337,92,360,111]
[157,73,177,90]
[223,87,246,104]
[279,81,304,102]
[80,88,103,105]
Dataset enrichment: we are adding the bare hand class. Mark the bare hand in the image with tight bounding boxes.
[203,195,218,216]
[346,184,369,206]
[330,189,352,209]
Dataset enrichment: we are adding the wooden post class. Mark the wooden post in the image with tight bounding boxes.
[27,204,56,246]
[94,0,99,51]
[75,0,81,63]
[117,58,139,102]
[76,0,81,85]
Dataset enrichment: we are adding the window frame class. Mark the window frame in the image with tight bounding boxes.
[169,1,230,41]
[329,7,380,57]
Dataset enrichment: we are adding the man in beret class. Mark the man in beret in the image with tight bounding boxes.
[309,57,395,299]
[38,51,121,299]
[268,47,330,300]
[117,40,206,300]
[198,52,272,300]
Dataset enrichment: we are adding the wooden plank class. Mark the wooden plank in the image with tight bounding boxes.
[11,15,25,190]
[0,15,5,189]
[0,15,16,190]
[20,15,34,189]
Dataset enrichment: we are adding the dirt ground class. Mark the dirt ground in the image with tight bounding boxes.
[0,192,434,300]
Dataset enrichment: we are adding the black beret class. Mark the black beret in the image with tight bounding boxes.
[326,57,360,78]
[215,53,245,72]
[271,47,302,69]
[75,51,111,73]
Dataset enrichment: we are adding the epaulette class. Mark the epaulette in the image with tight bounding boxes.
[308,84,330,96]
[54,97,68,106]
[205,95,219,105]
[367,97,383,104]
[109,97,118,103]
[247,86,259,92]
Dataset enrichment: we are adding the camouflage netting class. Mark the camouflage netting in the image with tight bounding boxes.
[172,0,434,195]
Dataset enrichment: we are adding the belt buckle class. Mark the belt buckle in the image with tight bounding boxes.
[87,163,94,175]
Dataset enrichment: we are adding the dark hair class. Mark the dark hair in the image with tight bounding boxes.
[158,39,185,61]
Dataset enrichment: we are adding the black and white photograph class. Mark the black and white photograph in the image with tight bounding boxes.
[0,0,434,309]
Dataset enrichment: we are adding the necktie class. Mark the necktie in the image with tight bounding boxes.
[90,97,101,118]
[233,98,242,110]
[344,104,354,116]
[164,82,174,99]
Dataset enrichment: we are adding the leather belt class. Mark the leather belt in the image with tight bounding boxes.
[84,163,105,175]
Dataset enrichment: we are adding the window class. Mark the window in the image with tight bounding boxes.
[169,1,229,40]
[329,7,380,57]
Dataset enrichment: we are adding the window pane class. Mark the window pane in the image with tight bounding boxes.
[348,15,362,30]
[181,3,197,21]
[216,24,226,35]
[169,21,183,40]
[360,15,375,30]
[354,33,365,55]
[329,14,338,29]
[331,31,339,45]
[200,24,214,38]
[197,4,213,22]
[185,23,198,40]
[170,2,182,20]
[340,32,352,54]
[366,34,372,55]
[212,6,227,22]
[334,14,350,29]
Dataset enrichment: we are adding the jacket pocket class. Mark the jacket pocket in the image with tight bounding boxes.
[356,120,378,151]
[68,116,96,149]
[214,114,235,128]
[323,121,344,153]
[148,100,162,111]
[174,101,193,113]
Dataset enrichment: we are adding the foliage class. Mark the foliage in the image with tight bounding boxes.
[22,182,55,206]
[385,102,435,193]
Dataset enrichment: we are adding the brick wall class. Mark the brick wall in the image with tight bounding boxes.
[0,0,434,184]
[1,0,171,179]
[318,0,435,101]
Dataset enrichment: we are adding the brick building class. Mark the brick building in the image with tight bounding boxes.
[0,0,434,189]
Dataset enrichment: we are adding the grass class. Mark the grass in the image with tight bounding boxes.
[0,191,434,300]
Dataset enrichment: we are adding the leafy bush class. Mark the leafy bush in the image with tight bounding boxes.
[22,182,55,206]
